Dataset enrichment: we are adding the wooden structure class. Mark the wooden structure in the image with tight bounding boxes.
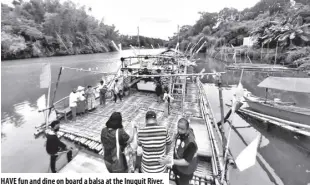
[244,77,310,127]
[59,152,109,173]
[35,50,226,185]
[238,107,310,137]
[225,63,296,72]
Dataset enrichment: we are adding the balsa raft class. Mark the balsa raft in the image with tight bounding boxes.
[35,50,228,185]
[239,77,310,137]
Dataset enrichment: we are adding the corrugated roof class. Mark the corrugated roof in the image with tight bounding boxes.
[258,77,310,93]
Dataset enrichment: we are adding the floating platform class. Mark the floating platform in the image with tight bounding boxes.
[225,63,296,72]
[53,81,215,183]
[238,107,310,137]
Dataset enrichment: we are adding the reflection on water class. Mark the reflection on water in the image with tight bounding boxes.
[1,50,310,184]
[203,82,310,185]
[195,56,310,107]
[259,135,270,148]
[1,49,163,172]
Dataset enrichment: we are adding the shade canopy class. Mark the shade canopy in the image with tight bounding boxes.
[258,77,310,93]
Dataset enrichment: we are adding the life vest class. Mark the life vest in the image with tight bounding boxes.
[174,128,198,175]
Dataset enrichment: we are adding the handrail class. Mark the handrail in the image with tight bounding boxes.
[61,66,118,75]
[53,64,123,110]
[197,79,225,181]
[122,55,176,60]
[121,72,225,78]
[181,66,187,115]
[198,81,223,143]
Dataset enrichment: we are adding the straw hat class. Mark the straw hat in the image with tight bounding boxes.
[77,86,84,91]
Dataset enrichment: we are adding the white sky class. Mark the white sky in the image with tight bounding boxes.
[2,0,260,39]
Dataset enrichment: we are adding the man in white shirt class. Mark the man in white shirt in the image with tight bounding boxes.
[113,79,122,103]
[97,80,107,106]
[69,88,78,121]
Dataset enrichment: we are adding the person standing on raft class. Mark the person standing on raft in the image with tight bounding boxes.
[45,120,73,173]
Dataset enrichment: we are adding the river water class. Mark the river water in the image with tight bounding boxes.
[1,49,310,184]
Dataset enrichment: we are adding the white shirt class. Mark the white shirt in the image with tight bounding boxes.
[114,85,119,94]
[97,84,104,92]
[163,93,173,102]
[69,92,78,107]
[78,91,85,101]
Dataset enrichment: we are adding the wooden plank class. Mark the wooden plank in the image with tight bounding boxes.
[190,118,212,157]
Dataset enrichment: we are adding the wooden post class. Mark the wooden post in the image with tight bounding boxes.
[218,74,225,127]
[265,88,268,103]
[261,43,263,61]
[137,26,140,55]
[274,41,278,66]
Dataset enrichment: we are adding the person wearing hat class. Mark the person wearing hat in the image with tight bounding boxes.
[159,118,198,185]
[69,88,78,121]
[136,111,172,173]
[45,120,73,173]
[77,86,86,115]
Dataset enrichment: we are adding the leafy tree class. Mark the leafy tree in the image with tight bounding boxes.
[1,0,166,60]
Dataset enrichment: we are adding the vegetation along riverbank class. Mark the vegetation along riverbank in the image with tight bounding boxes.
[1,0,166,60]
[167,0,310,71]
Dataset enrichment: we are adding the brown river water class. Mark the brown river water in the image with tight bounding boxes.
[1,49,310,185]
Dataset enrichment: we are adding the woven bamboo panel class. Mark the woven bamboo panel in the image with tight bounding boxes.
[168,158,214,185]
[57,80,215,180]
[59,89,184,144]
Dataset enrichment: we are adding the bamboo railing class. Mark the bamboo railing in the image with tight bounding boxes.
[197,79,225,182]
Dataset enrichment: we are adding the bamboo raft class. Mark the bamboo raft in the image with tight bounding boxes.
[225,63,297,72]
[238,107,310,137]
[34,48,226,184]
[47,73,224,184]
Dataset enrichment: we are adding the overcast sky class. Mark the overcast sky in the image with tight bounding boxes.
[2,0,260,39]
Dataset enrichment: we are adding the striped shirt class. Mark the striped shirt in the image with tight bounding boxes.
[137,125,172,173]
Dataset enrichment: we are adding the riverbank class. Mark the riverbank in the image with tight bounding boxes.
[204,46,310,70]
[0,40,156,61]
[1,1,166,61]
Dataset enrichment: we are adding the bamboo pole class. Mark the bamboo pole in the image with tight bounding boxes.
[239,108,310,131]
[218,74,225,128]
[261,43,264,61]
[46,64,52,128]
[124,72,225,78]
[274,41,278,66]
[185,43,191,53]
[220,117,233,183]
[137,26,140,55]
[61,66,117,75]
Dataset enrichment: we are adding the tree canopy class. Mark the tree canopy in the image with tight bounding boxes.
[1,0,166,60]
[167,0,310,66]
